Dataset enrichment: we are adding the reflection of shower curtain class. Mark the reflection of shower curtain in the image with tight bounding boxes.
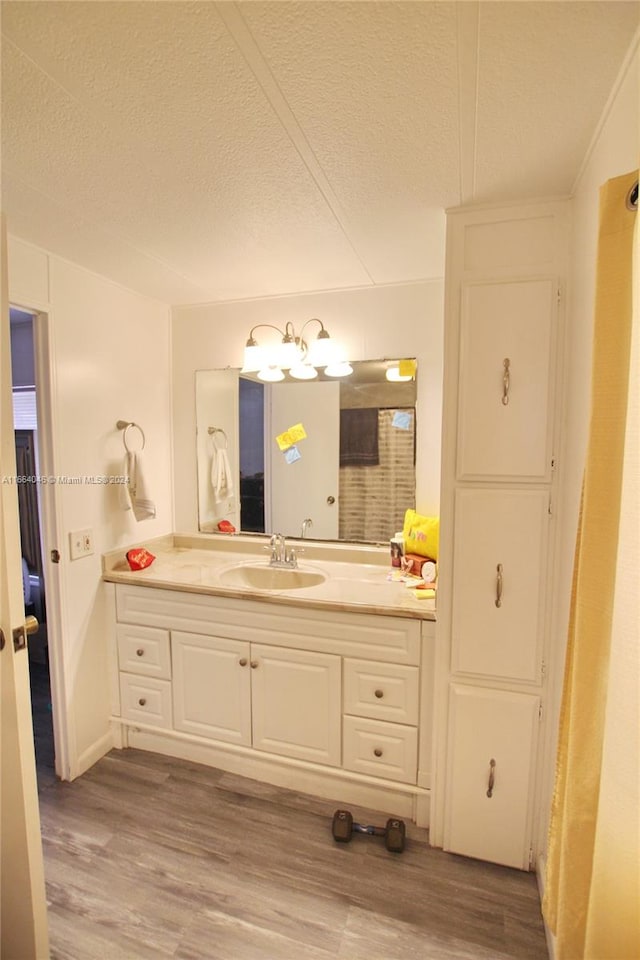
[543,171,638,960]
[339,408,415,542]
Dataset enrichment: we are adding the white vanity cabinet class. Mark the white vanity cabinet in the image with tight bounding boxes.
[171,632,341,765]
[110,582,434,823]
[436,200,568,870]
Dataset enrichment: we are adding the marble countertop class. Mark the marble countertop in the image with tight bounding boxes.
[102,533,436,621]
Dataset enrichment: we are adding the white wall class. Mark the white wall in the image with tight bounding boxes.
[540,41,639,849]
[8,236,173,777]
[172,280,444,534]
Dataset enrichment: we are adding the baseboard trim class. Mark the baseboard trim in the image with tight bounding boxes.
[74,728,114,779]
[536,854,556,960]
[119,721,430,824]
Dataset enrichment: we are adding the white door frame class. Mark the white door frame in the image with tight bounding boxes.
[11,300,74,780]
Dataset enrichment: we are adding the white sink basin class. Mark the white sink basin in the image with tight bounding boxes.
[218,563,327,591]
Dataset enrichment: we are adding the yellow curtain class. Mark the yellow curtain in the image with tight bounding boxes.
[543,170,638,959]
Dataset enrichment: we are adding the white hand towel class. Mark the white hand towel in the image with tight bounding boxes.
[122,451,156,521]
[211,446,234,505]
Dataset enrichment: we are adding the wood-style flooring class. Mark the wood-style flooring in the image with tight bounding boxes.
[32,669,548,959]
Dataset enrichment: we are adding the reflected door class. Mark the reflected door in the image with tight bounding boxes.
[268,381,340,539]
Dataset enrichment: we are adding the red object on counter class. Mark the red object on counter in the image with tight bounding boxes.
[217,520,236,533]
[126,548,156,570]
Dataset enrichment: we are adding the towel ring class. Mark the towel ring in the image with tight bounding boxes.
[208,426,228,450]
[116,420,146,452]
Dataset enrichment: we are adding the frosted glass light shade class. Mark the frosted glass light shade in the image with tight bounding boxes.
[242,342,267,372]
[324,361,353,378]
[289,362,318,380]
[307,331,339,368]
[257,366,285,382]
[386,365,413,382]
[274,339,300,370]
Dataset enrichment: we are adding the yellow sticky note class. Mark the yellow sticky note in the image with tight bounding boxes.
[276,422,307,451]
[398,359,417,378]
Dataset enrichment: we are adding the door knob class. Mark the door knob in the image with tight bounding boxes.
[13,616,39,651]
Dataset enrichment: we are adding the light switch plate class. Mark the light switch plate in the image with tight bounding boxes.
[69,528,94,560]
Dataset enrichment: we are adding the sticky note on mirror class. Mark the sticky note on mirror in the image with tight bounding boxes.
[284,445,301,464]
[392,410,413,430]
[276,422,307,451]
[399,359,417,378]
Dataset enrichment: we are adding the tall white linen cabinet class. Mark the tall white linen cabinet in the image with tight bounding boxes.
[433,200,570,870]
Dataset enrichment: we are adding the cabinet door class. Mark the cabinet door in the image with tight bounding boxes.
[172,631,251,746]
[444,684,539,869]
[251,644,341,766]
[452,488,548,683]
[457,278,556,481]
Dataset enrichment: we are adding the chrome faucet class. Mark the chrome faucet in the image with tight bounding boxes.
[301,518,313,539]
[268,533,297,568]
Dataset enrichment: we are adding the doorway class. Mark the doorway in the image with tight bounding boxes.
[9,306,55,784]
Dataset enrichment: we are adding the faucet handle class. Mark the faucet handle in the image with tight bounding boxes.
[286,548,298,568]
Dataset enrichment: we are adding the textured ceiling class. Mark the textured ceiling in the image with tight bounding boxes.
[1,1,638,305]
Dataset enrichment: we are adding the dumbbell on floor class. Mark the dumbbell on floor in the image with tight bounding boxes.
[331,809,406,853]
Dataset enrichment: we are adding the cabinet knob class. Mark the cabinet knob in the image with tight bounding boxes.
[374,748,383,758]
[136,648,144,657]
[138,698,146,707]
[374,689,384,699]
[239,658,248,667]
[250,660,259,669]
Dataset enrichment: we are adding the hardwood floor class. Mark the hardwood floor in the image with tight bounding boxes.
[36,744,549,960]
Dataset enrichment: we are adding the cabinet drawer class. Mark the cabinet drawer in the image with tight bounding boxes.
[120,674,172,729]
[343,660,419,725]
[343,716,418,784]
[117,624,171,680]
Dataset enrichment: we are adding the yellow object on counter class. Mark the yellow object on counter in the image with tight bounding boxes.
[403,509,439,560]
[412,588,435,600]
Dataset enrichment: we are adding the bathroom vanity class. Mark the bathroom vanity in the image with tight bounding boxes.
[103,534,436,825]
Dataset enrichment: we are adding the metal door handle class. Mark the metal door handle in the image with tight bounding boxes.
[502,358,510,405]
[495,564,503,608]
[487,758,496,798]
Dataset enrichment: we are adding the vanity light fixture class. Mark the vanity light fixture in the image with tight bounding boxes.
[386,359,417,382]
[242,319,351,381]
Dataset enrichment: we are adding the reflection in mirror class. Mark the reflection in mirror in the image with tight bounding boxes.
[196,361,417,543]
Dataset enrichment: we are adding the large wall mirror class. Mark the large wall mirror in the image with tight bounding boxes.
[195,361,418,544]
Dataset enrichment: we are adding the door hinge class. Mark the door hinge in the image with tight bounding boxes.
[51,549,61,564]
[538,702,544,721]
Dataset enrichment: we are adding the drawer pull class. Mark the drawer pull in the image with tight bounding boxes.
[495,563,503,608]
[374,689,384,699]
[138,698,147,707]
[136,648,144,657]
[374,748,383,758]
[250,660,259,669]
[239,658,248,667]
[486,758,496,798]
[502,357,510,405]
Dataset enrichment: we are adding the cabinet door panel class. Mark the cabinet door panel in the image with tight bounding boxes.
[444,684,539,869]
[452,489,548,682]
[172,632,251,745]
[251,644,341,766]
[457,278,556,480]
